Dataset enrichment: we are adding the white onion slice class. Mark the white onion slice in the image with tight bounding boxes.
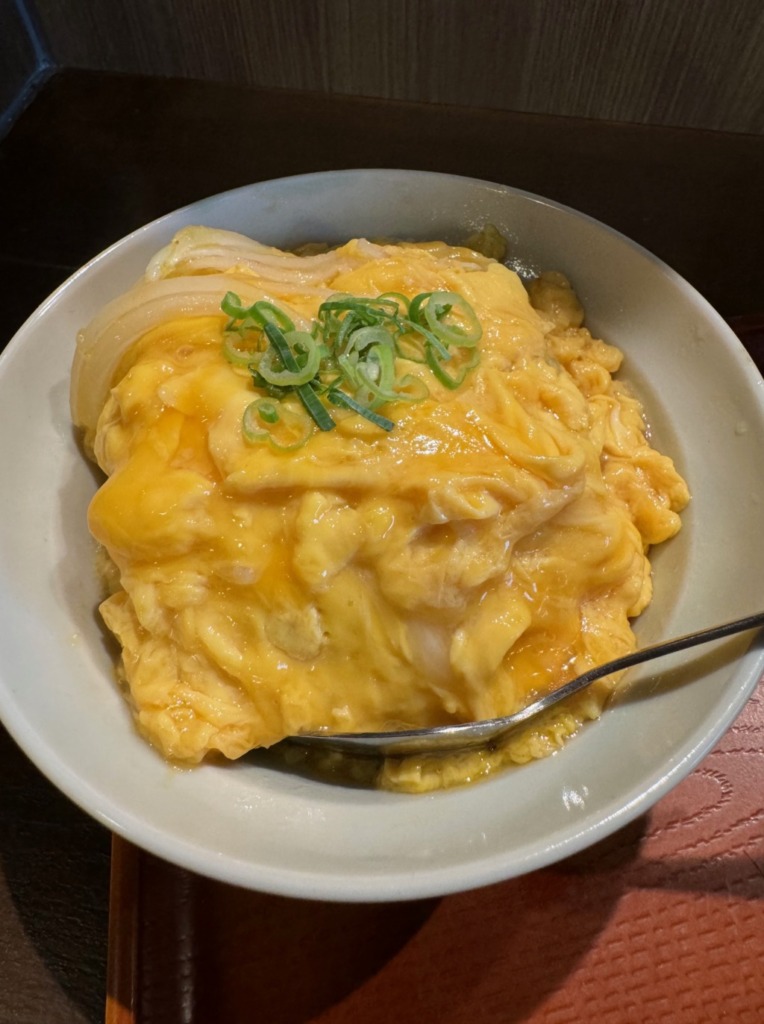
[70,273,303,444]
[145,226,381,284]
[71,230,390,450]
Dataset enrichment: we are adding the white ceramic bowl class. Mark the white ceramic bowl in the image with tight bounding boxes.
[1,170,763,901]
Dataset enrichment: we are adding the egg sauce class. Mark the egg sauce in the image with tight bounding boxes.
[86,240,689,791]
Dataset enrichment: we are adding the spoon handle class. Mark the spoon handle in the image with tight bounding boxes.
[293,611,764,757]
[506,610,764,729]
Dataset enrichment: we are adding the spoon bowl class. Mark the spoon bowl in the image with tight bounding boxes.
[292,611,764,758]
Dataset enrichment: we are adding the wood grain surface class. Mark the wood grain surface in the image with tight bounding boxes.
[0,0,45,131]
[0,727,111,1024]
[2,70,764,328]
[28,0,764,134]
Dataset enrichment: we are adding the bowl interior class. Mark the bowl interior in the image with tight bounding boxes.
[1,169,763,901]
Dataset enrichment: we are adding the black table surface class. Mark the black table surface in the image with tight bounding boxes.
[0,69,762,1024]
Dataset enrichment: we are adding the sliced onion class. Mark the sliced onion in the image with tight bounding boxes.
[70,273,306,446]
[145,226,385,286]
[71,230,391,450]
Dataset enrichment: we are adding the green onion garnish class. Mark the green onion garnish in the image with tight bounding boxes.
[242,397,314,451]
[258,330,321,387]
[255,399,279,424]
[221,286,482,447]
[426,343,481,390]
[328,390,395,431]
[423,291,482,347]
[263,323,335,432]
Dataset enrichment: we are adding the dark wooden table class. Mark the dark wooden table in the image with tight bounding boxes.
[1,71,763,1024]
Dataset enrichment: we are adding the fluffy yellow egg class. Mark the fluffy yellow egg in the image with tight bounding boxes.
[72,228,689,790]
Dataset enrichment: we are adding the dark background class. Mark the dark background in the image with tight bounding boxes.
[4,0,764,135]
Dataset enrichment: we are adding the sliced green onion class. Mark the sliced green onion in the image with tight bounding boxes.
[377,291,410,315]
[423,291,482,347]
[366,342,395,385]
[222,286,481,441]
[249,368,290,399]
[222,333,261,367]
[394,330,428,364]
[222,294,296,335]
[404,319,450,361]
[356,343,397,405]
[368,296,404,317]
[259,331,321,386]
[426,342,480,389]
[317,293,356,313]
[297,384,336,431]
[263,322,301,372]
[342,326,396,359]
[242,398,314,451]
[337,351,361,388]
[264,322,335,430]
[255,399,279,424]
[250,301,295,333]
[394,373,430,402]
[328,390,395,431]
[221,291,252,321]
[406,292,431,327]
[319,295,399,321]
[357,368,430,406]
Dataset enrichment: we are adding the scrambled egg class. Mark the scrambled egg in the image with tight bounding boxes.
[80,234,689,791]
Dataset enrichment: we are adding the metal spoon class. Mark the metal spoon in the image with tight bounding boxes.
[292,611,764,758]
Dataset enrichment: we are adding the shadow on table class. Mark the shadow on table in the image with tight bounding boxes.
[0,726,111,1024]
[106,817,648,1024]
